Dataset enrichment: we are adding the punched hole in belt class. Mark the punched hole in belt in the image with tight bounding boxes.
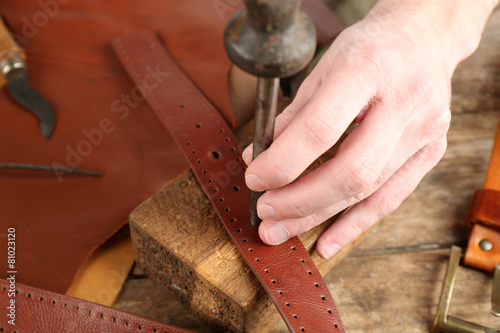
[212,150,220,159]
[233,186,240,191]
[196,123,202,128]
[293,314,298,319]
[180,104,185,108]
[51,300,56,305]
[301,328,306,332]
[334,323,339,328]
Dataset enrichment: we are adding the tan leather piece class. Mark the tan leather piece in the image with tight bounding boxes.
[113,31,345,333]
[0,279,195,333]
[464,122,500,271]
[466,189,500,229]
[66,227,134,307]
[464,224,500,273]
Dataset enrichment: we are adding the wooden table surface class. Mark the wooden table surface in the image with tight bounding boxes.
[114,7,500,333]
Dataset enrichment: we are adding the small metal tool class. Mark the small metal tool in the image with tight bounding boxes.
[0,14,55,139]
[224,0,316,226]
[0,162,103,177]
[433,246,500,333]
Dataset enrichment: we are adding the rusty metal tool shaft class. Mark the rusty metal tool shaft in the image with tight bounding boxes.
[249,77,280,226]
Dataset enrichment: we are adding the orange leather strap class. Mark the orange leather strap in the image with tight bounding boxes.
[464,120,500,272]
[111,32,345,333]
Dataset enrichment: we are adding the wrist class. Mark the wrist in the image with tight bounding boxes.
[365,0,498,74]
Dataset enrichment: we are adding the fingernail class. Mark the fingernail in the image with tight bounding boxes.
[263,223,290,245]
[321,243,342,259]
[245,174,268,191]
[257,203,280,220]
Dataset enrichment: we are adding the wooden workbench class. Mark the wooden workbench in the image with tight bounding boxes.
[113,7,500,332]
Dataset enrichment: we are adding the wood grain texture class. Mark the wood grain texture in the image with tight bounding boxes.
[116,7,500,333]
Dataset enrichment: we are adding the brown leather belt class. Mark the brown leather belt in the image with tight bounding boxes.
[110,32,345,332]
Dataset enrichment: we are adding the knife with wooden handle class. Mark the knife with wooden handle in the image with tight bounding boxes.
[0,13,55,139]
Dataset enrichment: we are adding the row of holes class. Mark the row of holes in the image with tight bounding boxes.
[171,103,341,331]
[0,286,160,332]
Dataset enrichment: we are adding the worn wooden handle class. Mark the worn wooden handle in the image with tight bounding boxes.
[0,12,25,87]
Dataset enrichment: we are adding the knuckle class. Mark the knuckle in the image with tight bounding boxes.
[341,159,378,196]
[302,214,323,231]
[375,196,402,218]
[303,109,337,148]
[287,198,314,219]
[269,157,297,186]
[348,221,370,238]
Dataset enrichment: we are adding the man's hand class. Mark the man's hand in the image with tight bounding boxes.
[242,0,499,258]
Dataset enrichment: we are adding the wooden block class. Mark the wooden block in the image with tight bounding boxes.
[129,118,374,332]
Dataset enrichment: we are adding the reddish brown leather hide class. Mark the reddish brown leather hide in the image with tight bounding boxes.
[0,0,237,294]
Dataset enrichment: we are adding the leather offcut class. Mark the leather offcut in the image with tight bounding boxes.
[0,279,195,333]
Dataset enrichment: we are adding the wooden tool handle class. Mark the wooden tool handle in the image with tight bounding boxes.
[0,12,26,87]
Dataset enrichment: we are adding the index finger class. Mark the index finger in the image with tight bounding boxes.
[245,63,378,191]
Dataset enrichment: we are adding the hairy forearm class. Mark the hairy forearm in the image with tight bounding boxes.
[366,0,499,72]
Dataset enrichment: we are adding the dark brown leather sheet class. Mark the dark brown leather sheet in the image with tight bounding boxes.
[0,0,237,293]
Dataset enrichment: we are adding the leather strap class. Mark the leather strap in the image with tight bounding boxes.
[464,120,500,272]
[111,32,345,333]
[0,279,194,333]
